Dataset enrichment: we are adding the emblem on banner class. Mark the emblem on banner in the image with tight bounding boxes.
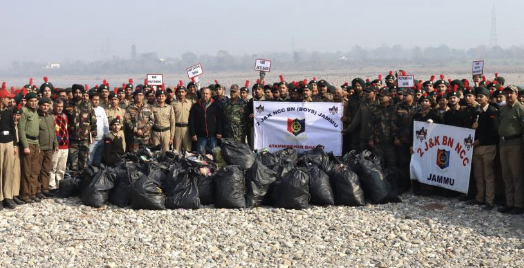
[287,118,305,136]
[328,106,339,115]
[255,105,264,113]
[436,149,450,169]
[464,134,473,150]
[415,127,427,142]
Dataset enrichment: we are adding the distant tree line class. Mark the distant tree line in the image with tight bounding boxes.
[2,45,524,76]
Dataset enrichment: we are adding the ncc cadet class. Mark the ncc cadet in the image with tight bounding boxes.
[392,88,420,193]
[264,85,273,100]
[151,89,176,152]
[165,87,175,105]
[312,79,333,102]
[278,81,290,101]
[301,83,314,102]
[36,97,57,198]
[435,92,449,122]
[223,85,248,143]
[212,82,229,109]
[19,92,42,203]
[370,89,397,169]
[247,83,266,149]
[98,83,110,110]
[345,78,366,150]
[65,84,97,176]
[172,85,194,152]
[433,75,449,95]
[497,85,524,214]
[443,88,467,127]
[105,89,126,151]
[124,81,134,107]
[146,89,157,106]
[124,88,155,152]
[240,86,250,101]
[103,116,125,166]
[117,88,127,109]
[470,86,499,210]
[342,84,378,151]
[187,81,200,102]
[0,88,17,209]
[271,86,280,100]
[384,71,395,88]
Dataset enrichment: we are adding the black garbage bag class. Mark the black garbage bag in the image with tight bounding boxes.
[384,166,403,197]
[198,174,215,205]
[81,168,116,208]
[166,172,200,209]
[297,145,327,166]
[355,156,397,204]
[110,163,142,208]
[220,139,255,169]
[330,166,365,206]
[256,151,279,169]
[58,177,81,198]
[130,175,166,210]
[306,166,334,206]
[214,165,246,208]
[147,162,170,185]
[272,168,310,209]
[246,159,278,207]
[274,147,297,165]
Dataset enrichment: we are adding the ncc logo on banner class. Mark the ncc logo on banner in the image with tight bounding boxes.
[410,121,475,194]
[253,101,343,155]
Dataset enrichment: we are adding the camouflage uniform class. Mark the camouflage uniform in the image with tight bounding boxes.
[124,102,154,152]
[392,101,420,191]
[65,100,97,175]
[223,98,248,142]
[312,93,333,102]
[371,104,398,169]
[99,99,110,110]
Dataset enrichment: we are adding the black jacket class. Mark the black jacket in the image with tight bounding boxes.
[475,104,499,146]
[189,99,223,138]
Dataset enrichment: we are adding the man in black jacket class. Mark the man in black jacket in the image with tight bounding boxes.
[471,86,499,210]
[189,88,223,155]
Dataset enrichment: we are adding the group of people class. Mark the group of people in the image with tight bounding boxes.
[0,71,523,215]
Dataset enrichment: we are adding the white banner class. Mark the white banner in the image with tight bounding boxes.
[254,59,272,72]
[472,60,484,75]
[186,63,204,79]
[410,122,475,194]
[398,75,415,88]
[254,101,343,155]
[146,74,163,86]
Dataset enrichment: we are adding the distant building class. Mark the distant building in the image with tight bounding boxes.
[44,63,61,69]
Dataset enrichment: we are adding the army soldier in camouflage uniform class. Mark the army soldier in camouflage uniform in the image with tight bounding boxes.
[312,80,333,102]
[392,88,420,193]
[223,86,248,142]
[65,84,97,176]
[370,89,397,169]
[124,88,155,152]
[123,82,134,108]
[151,90,175,152]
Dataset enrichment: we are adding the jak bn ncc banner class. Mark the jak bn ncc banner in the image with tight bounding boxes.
[254,101,343,156]
[410,121,475,194]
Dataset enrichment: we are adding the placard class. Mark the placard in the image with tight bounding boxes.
[146,74,163,86]
[186,63,204,79]
[472,60,484,75]
[254,59,272,72]
[397,75,415,88]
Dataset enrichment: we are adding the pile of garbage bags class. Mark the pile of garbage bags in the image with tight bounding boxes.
[58,140,401,210]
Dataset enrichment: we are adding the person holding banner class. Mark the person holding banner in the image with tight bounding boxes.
[497,85,524,214]
[247,84,266,149]
[471,86,499,210]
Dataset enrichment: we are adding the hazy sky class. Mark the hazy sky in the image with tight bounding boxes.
[1,0,522,67]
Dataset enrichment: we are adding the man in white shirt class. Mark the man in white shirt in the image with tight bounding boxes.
[88,91,109,166]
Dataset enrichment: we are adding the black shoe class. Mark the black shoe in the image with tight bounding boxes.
[498,206,513,214]
[31,196,42,203]
[484,203,494,210]
[23,198,34,204]
[466,199,484,206]
[509,208,524,215]
[458,195,471,201]
[0,202,3,210]
[36,192,46,199]
[3,199,17,209]
[42,191,55,198]
[13,196,25,205]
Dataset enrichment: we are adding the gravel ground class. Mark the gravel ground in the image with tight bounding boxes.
[1,193,523,268]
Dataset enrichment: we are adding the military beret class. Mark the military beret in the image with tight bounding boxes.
[463,87,475,96]
[175,86,187,93]
[38,97,51,105]
[40,76,54,92]
[450,80,464,90]
[494,76,505,86]
[402,88,415,95]
[378,89,391,97]
[14,94,22,104]
[125,83,134,89]
[25,92,38,100]
[436,92,447,101]
[98,84,109,92]
[252,84,262,90]
[117,87,125,94]
[110,115,122,126]
[239,87,249,93]
[155,90,166,97]
[317,79,328,87]
[88,89,98,98]
[133,88,144,96]
[475,86,490,98]
[447,90,460,98]
[13,103,23,115]
[271,86,279,93]
[187,82,196,88]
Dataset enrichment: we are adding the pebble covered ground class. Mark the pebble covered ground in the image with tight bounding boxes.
[1,193,523,268]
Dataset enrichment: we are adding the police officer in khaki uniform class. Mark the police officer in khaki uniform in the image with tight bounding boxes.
[172,86,194,152]
[151,89,175,152]
[105,90,126,151]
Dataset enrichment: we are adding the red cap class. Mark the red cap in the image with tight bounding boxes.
[0,89,14,98]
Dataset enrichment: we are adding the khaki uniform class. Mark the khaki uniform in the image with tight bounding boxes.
[100,99,110,110]
[172,99,194,152]
[105,106,126,151]
[151,104,176,151]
